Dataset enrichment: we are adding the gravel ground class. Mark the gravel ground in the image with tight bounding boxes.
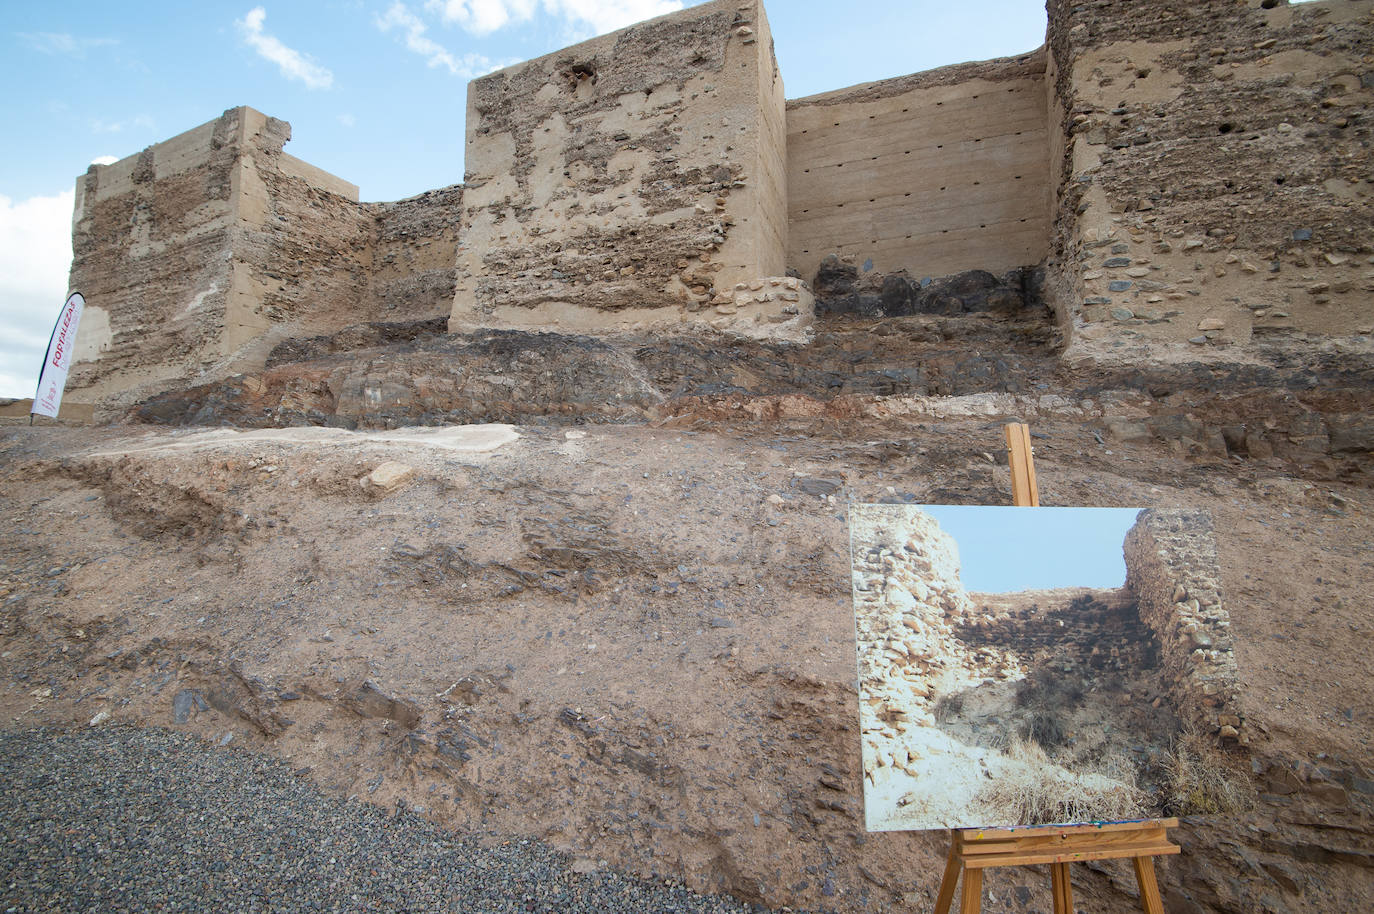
[0,726,794,914]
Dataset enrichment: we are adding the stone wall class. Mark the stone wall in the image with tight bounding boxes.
[1045,0,1374,361]
[850,505,974,807]
[67,108,462,415]
[235,110,376,346]
[449,0,806,341]
[1123,508,1244,747]
[67,110,244,410]
[787,52,1052,288]
[368,185,465,320]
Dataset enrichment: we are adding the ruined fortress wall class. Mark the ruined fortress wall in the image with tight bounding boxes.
[67,110,244,409]
[65,108,463,415]
[1046,0,1374,360]
[744,0,787,282]
[234,109,377,349]
[367,185,465,320]
[1123,509,1244,747]
[64,0,1374,416]
[278,152,360,201]
[787,53,1051,284]
[449,0,793,337]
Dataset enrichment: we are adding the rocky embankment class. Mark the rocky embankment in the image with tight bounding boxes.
[2,399,1372,912]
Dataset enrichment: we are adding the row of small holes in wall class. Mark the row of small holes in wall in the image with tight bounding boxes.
[796,175,1026,214]
[796,131,1029,173]
[796,217,1036,255]
[795,86,1025,134]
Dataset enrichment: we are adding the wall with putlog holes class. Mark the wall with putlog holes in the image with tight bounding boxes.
[787,52,1052,285]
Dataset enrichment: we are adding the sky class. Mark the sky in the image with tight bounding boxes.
[0,0,1050,399]
[919,506,1143,593]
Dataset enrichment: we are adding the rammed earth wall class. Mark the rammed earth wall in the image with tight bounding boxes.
[368,185,465,320]
[449,0,793,338]
[67,110,245,411]
[67,108,463,417]
[1123,508,1244,747]
[787,52,1052,286]
[63,1,1374,413]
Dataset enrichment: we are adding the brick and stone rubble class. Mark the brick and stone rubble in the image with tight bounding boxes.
[1123,508,1244,747]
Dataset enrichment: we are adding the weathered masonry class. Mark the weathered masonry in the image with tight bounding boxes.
[65,0,1374,414]
[452,0,791,338]
[67,108,461,411]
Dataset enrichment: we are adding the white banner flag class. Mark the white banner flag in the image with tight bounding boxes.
[32,292,85,419]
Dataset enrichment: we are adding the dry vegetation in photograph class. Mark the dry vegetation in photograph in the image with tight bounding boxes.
[970,737,1150,826]
[1164,726,1255,816]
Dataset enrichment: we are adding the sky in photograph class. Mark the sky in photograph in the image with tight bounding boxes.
[0,0,1050,399]
[919,506,1144,593]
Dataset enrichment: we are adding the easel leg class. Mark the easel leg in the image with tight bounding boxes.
[959,867,983,914]
[1132,856,1165,914]
[1051,862,1073,914]
[933,840,961,914]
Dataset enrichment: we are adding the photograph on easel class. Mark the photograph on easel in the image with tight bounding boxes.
[850,504,1252,832]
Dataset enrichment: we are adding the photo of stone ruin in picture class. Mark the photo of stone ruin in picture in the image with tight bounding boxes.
[850,504,1249,832]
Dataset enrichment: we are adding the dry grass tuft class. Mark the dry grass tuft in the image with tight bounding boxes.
[1164,727,1255,815]
[974,738,1150,826]
[932,690,965,725]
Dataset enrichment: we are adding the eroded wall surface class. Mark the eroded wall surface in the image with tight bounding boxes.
[1123,509,1243,747]
[1046,0,1374,360]
[450,0,800,339]
[234,109,376,357]
[787,52,1051,286]
[67,108,461,415]
[67,111,244,408]
[368,185,465,319]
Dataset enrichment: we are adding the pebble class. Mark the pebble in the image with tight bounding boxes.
[0,727,790,914]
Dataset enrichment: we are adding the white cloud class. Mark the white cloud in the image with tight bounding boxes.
[236,7,334,89]
[91,155,119,166]
[425,0,537,35]
[0,191,76,399]
[338,113,356,128]
[425,0,681,37]
[543,0,682,35]
[377,2,509,77]
[18,32,118,58]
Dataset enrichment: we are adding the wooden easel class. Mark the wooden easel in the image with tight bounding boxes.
[1003,421,1039,507]
[932,819,1179,914]
[931,423,1180,914]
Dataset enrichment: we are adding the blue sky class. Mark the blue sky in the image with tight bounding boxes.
[919,506,1143,593]
[0,0,1049,398]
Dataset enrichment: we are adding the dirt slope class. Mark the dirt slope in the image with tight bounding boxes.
[2,384,1371,913]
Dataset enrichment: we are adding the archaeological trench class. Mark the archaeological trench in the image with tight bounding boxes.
[2,0,1373,911]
